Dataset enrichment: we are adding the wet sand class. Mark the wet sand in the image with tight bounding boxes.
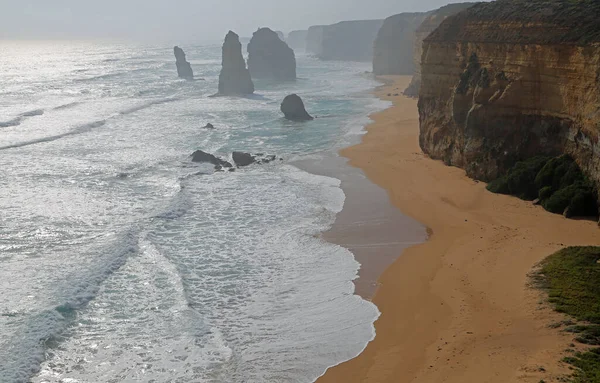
[316,76,600,383]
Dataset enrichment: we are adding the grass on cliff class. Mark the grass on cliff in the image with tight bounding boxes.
[535,247,600,383]
[487,155,598,218]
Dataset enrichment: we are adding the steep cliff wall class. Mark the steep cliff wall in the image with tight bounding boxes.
[419,0,600,189]
[372,12,427,75]
[287,30,308,50]
[318,20,384,62]
[403,2,475,96]
[306,26,325,56]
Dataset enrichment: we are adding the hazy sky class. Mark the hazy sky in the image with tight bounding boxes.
[0,0,474,43]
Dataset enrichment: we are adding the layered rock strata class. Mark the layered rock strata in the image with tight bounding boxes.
[403,2,475,96]
[418,0,600,192]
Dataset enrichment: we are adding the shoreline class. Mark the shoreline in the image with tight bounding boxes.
[317,75,600,383]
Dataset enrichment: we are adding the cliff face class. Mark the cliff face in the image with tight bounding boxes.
[306,26,325,56]
[419,0,600,188]
[372,12,427,75]
[287,30,308,51]
[174,46,194,80]
[318,20,384,62]
[247,28,296,81]
[218,31,254,95]
[403,3,475,96]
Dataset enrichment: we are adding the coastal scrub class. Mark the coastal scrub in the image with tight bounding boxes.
[535,246,600,382]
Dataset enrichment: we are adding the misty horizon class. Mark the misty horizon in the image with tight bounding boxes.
[0,0,478,43]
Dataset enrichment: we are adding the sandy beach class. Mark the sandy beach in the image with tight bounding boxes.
[317,76,600,383]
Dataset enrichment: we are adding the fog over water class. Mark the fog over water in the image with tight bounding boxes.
[1,0,479,42]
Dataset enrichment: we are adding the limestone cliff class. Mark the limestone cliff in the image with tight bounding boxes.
[218,31,254,95]
[372,12,427,75]
[418,0,600,190]
[247,28,296,81]
[403,2,475,96]
[318,20,384,62]
[287,30,308,51]
[306,25,325,56]
[174,46,194,80]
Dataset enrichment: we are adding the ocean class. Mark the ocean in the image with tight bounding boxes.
[0,40,389,382]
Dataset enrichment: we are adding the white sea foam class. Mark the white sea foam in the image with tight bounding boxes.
[0,42,391,383]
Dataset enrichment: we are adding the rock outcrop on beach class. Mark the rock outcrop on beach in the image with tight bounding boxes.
[247,28,296,81]
[318,20,384,62]
[191,150,232,168]
[403,3,475,97]
[418,0,600,194]
[218,31,254,95]
[306,25,325,56]
[174,46,194,80]
[281,94,313,121]
[372,12,427,75]
[287,30,308,50]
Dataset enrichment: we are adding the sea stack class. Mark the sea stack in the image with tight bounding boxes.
[174,46,194,80]
[372,12,427,75]
[281,94,313,121]
[419,0,600,188]
[247,28,296,81]
[218,31,254,95]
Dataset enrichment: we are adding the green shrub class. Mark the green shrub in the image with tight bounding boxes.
[486,156,550,200]
[488,154,598,218]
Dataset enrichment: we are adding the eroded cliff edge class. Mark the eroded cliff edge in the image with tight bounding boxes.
[403,2,474,96]
[419,0,600,189]
[372,12,427,75]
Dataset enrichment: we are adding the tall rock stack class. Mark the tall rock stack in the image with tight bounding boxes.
[174,46,194,80]
[418,0,600,189]
[372,12,428,75]
[247,28,296,81]
[403,2,475,97]
[218,31,255,95]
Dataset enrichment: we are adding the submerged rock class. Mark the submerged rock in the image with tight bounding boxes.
[247,27,296,81]
[202,123,215,129]
[281,94,313,121]
[174,46,194,80]
[218,31,255,95]
[191,150,232,168]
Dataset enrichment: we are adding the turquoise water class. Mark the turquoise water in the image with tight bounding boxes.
[0,40,389,382]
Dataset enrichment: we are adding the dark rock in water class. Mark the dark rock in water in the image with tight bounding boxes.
[218,31,255,95]
[281,94,313,121]
[232,151,257,167]
[247,28,296,81]
[202,123,215,129]
[191,150,232,168]
[174,46,194,80]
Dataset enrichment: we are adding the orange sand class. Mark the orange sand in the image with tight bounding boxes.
[317,76,600,383]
